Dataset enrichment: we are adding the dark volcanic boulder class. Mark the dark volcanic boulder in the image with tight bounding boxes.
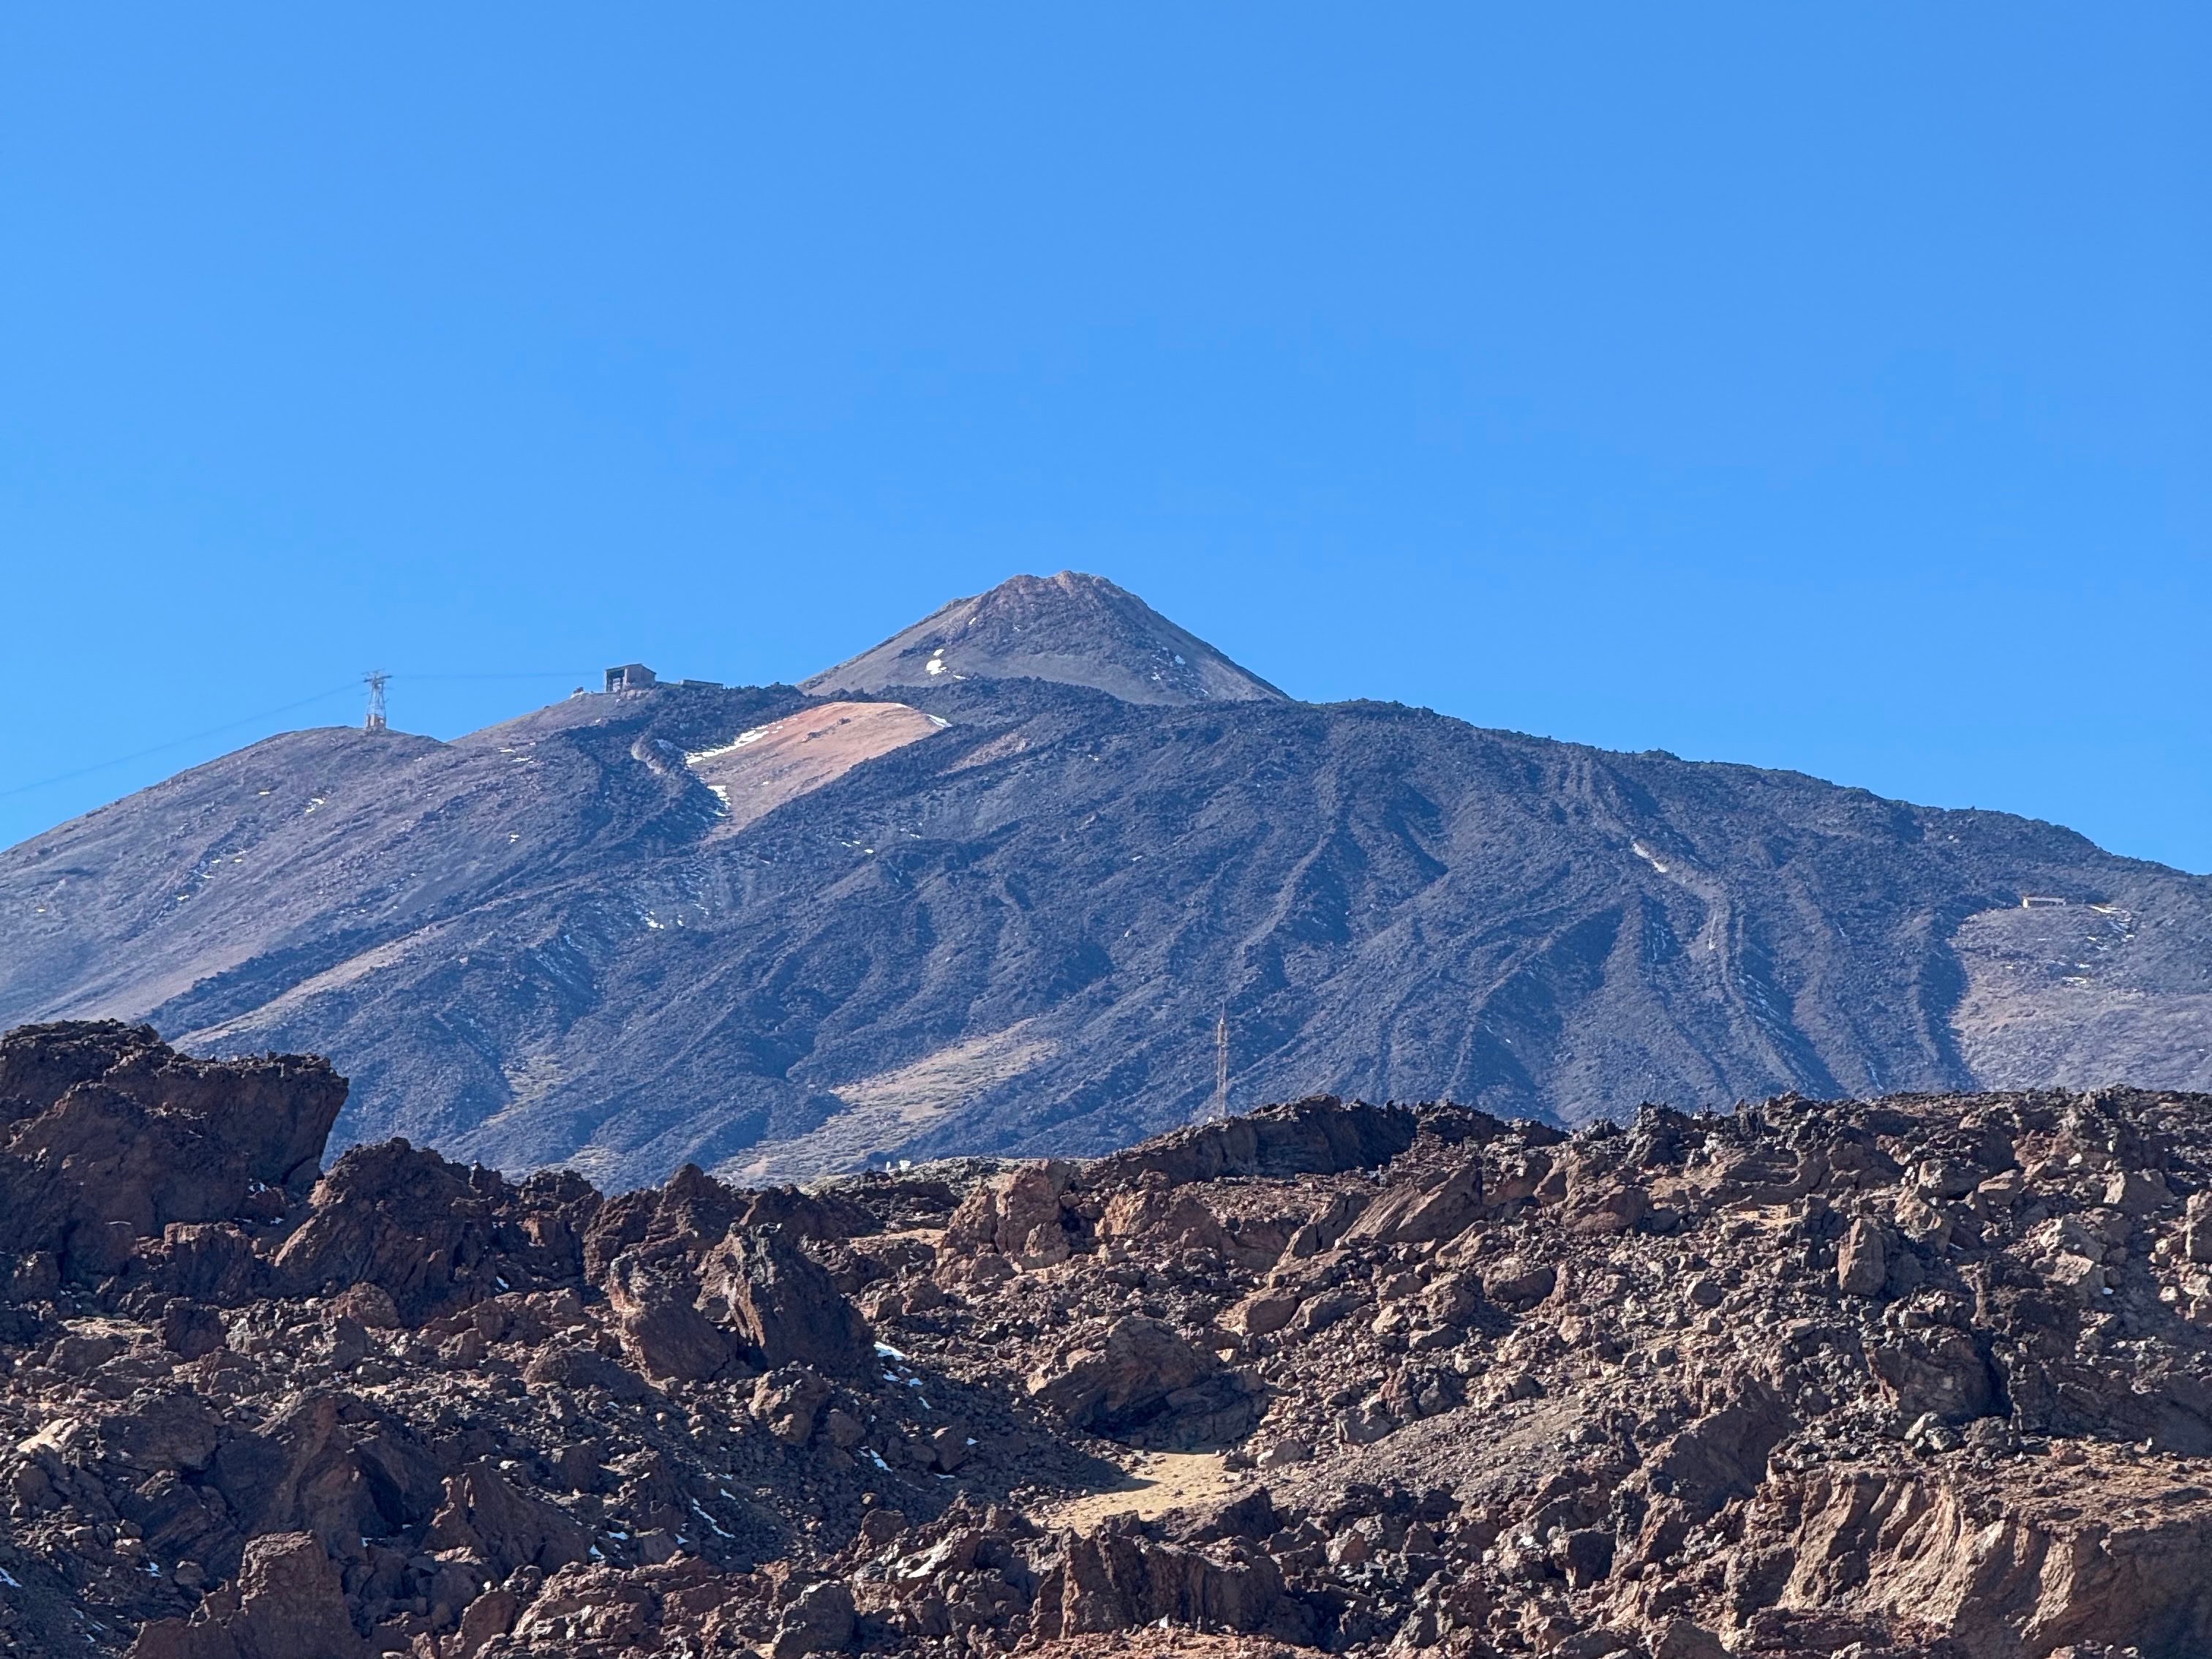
[1028,1315,1261,1448]
[138,1222,266,1304]
[113,1059,342,1197]
[9,1086,244,1238]
[701,1226,872,1377]
[521,1339,653,1403]
[0,1022,345,1279]
[1032,1521,1311,1643]
[128,1531,365,1659]
[603,1250,737,1383]
[1030,1315,1211,1426]
[271,1140,593,1323]
[97,1390,223,1475]
[751,1364,833,1445]
[1086,1096,1423,1189]
[0,1020,163,1127]
[582,1162,745,1280]
[770,1578,855,1658]
[204,1391,425,1562]
[735,1183,879,1244]
[0,1020,342,1186]
[1866,1327,1996,1425]
[426,1463,591,1578]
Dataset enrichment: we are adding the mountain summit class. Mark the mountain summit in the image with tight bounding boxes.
[803,571,1288,705]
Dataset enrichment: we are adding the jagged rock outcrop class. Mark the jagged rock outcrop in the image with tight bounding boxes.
[1031,1518,1312,1644]
[1086,1096,1423,1188]
[7,1022,2212,1658]
[944,1162,1079,1270]
[0,1020,344,1289]
[701,1227,875,1377]
[1027,1316,1257,1447]
[130,1530,366,1659]
[425,1463,592,1578]
[601,1251,737,1384]
[269,1138,596,1321]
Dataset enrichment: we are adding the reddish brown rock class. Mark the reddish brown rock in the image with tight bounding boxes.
[603,1252,735,1383]
[425,1464,590,1578]
[1031,1525,1311,1644]
[12,1027,2212,1659]
[1026,1316,1258,1447]
[770,1578,855,1658]
[1341,1162,1482,1246]
[581,1162,743,1282]
[271,1140,591,1323]
[1836,1214,1889,1296]
[701,1226,872,1377]
[1097,1183,1231,1257]
[0,1023,344,1284]
[129,1532,364,1659]
[945,1162,1076,1268]
[1222,1287,1303,1338]
[1483,1254,1557,1307]
[751,1364,833,1445]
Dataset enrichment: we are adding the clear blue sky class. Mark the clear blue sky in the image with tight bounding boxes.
[3,7,2205,869]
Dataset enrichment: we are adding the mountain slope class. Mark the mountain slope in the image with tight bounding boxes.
[3,576,2208,1187]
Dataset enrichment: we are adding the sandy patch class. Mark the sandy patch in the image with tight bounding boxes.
[1038,1449,1254,1531]
[686,701,946,836]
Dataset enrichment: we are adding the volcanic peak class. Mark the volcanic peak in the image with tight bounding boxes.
[802,570,1288,706]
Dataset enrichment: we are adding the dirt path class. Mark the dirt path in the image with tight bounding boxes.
[1039,1449,1255,1530]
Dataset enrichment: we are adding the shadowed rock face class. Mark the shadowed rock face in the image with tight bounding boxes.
[5,1026,2212,1657]
[3,576,2209,1192]
[0,1020,343,1286]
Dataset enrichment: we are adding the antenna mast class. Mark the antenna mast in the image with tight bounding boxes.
[363,672,389,733]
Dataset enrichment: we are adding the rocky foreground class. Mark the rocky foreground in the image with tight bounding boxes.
[4,1024,2212,1656]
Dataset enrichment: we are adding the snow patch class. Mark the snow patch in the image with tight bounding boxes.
[683,728,769,767]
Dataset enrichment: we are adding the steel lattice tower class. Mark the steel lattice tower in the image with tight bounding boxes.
[363,671,389,733]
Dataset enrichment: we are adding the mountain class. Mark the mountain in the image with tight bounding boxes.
[3,572,2208,1187]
